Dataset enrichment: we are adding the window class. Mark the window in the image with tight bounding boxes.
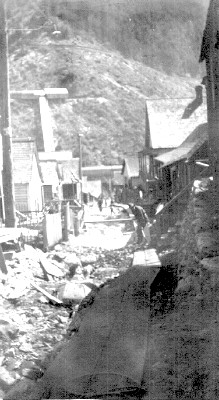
[43,185,53,201]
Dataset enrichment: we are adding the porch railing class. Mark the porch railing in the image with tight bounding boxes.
[153,182,193,238]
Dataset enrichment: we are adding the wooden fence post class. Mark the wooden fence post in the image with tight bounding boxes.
[63,202,70,241]
[0,245,7,275]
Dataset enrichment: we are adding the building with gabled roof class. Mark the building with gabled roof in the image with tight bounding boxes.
[121,156,139,187]
[144,96,207,150]
[155,123,208,168]
[138,96,207,207]
[12,138,43,212]
[40,160,62,203]
[57,159,81,204]
[154,123,209,205]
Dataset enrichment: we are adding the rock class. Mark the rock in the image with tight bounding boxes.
[38,295,49,304]
[20,361,44,381]
[57,281,91,304]
[21,368,43,380]
[54,244,63,252]
[3,251,15,261]
[54,253,66,262]
[192,218,212,234]
[93,267,119,279]
[196,231,219,258]
[19,343,34,353]
[68,264,83,278]
[175,276,195,293]
[2,279,29,300]
[80,254,98,265]
[3,357,20,371]
[57,315,68,324]
[0,366,16,391]
[3,378,41,400]
[37,250,65,278]
[200,257,219,288]
[193,178,212,195]
[0,319,19,340]
[64,253,81,266]
[82,264,94,277]
[201,256,219,272]
[5,348,16,358]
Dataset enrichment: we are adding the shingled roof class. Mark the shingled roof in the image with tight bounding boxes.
[12,139,42,183]
[146,96,207,150]
[40,161,61,185]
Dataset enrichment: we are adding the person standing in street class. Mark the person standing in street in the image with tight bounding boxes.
[128,203,151,247]
[97,195,103,212]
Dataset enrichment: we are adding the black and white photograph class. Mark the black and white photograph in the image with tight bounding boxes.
[0,0,218,399]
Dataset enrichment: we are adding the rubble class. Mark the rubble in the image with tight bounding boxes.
[0,227,134,398]
[57,281,92,304]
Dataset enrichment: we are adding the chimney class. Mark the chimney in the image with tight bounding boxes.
[39,96,55,152]
[145,102,152,151]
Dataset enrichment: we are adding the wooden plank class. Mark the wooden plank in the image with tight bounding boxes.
[37,249,64,278]
[10,90,45,99]
[0,231,21,243]
[0,244,7,274]
[84,218,133,223]
[132,249,161,288]
[30,282,63,305]
[132,249,161,268]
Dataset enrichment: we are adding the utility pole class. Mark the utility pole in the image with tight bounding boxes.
[78,134,83,205]
[0,0,16,227]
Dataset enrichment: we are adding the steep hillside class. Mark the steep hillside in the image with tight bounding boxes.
[46,0,207,77]
[7,0,208,165]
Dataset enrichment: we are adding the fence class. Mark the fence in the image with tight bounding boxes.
[16,202,84,246]
[16,210,44,229]
[43,212,62,249]
[154,183,192,238]
[63,203,84,240]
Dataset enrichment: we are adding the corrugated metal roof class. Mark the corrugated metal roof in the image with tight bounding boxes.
[38,151,72,161]
[82,165,122,179]
[40,161,60,185]
[155,123,208,167]
[146,97,207,149]
[12,140,39,183]
[82,165,122,172]
[58,159,80,183]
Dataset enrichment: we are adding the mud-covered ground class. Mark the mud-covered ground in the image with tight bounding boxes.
[0,204,136,398]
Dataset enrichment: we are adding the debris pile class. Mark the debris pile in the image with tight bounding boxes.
[0,240,134,399]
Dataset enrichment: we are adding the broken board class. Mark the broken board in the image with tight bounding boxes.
[132,248,161,286]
